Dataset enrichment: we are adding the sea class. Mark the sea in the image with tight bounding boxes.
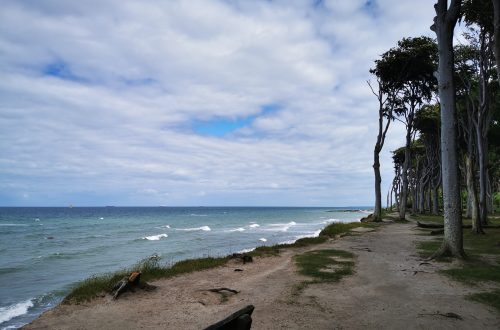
[0,206,370,329]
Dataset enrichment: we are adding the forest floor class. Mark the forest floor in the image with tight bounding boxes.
[24,214,500,329]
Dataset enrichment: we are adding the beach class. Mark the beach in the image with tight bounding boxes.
[0,207,368,328]
[23,217,500,329]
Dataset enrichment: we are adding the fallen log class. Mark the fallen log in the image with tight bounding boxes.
[416,221,443,228]
[205,304,255,330]
[208,288,239,294]
[112,271,156,299]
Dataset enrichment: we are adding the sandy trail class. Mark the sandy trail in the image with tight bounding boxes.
[24,221,500,329]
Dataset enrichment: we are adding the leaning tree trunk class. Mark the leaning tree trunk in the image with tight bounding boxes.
[431,0,465,258]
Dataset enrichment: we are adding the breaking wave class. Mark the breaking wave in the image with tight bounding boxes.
[0,299,33,324]
[142,233,168,241]
[176,226,211,232]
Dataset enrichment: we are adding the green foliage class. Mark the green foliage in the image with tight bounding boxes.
[468,290,500,312]
[371,36,437,114]
[294,249,354,283]
[415,104,440,135]
[462,0,494,33]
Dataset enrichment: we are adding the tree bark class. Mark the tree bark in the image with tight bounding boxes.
[370,81,391,222]
[465,153,482,234]
[493,0,500,87]
[431,0,465,258]
[399,130,412,220]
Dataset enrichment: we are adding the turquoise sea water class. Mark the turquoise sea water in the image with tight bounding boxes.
[0,206,370,329]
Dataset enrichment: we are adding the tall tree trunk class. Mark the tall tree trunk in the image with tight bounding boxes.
[374,149,383,221]
[370,81,391,222]
[432,185,440,215]
[399,131,412,220]
[466,154,482,234]
[493,0,500,87]
[477,125,488,225]
[431,0,465,258]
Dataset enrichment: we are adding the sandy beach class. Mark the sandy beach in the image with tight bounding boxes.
[23,219,500,329]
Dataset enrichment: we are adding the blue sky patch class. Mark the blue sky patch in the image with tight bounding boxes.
[42,60,83,81]
[192,103,280,137]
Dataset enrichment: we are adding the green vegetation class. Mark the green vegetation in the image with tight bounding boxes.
[468,290,500,312]
[64,256,229,304]
[443,264,500,285]
[292,249,355,295]
[417,224,500,312]
[65,221,372,303]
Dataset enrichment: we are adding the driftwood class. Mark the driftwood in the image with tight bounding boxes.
[418,312,463,320]
[112,272,156,299]
[231,253,253,264]
[208,288,239,294]
[205,304,255,330]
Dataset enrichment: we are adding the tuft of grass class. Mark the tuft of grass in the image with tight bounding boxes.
[441,263,500,285]
[293,249,355,297]
[64,256,229,304]
[416,226,500,313]
[319,222,370,237]
[416,240,452,262]
[468,290,500,312]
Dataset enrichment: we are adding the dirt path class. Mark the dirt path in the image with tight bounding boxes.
[25,221,500,329]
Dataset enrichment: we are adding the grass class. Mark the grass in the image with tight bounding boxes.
[415,218,500,313]
[292,249,355,295]
[442,263,500,285]
[468,290,500,312]
[64,256,229,304]
[65,220,373,303]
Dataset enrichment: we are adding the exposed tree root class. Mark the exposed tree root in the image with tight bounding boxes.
[418,312,463,320]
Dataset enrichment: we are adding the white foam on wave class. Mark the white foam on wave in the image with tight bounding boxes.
[142,233,168,241]
[229,227,245,232]
[237,247,256,253]
[259,238,267,242]
[248,224,260,228]
[0,299,34,324]
[267,221,297,232]
[176,226,211,232]
[99,217,104,220]
[155,225,171,229]
[190,214,208,217]
[296,230,322,240]
[0,224,28,227]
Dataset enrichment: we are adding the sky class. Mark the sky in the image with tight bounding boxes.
[0,0,440,207]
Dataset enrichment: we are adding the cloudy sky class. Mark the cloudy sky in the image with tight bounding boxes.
[0,0,439,207]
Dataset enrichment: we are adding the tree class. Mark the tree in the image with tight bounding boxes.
[373,37,437,220]
[368,78,394,222]
[462,1,496,225]
[431,0,465,258]
[493,0,500,86]
[414,104,441,215]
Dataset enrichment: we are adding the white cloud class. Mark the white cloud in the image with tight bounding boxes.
[0,0,437,206]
